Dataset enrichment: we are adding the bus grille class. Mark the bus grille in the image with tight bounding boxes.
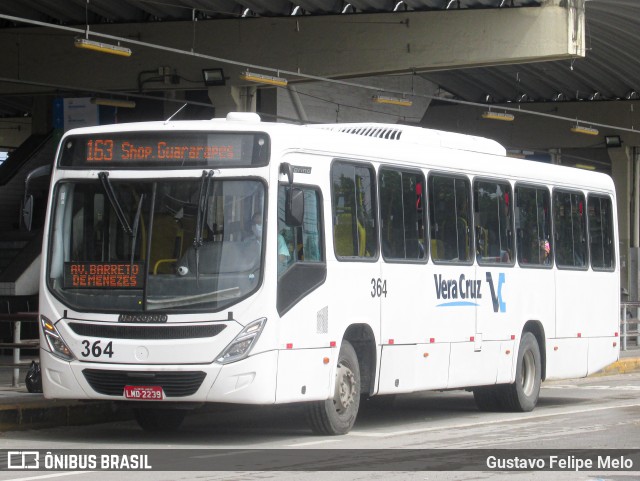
[68,323,225,340]
[82,369,207,397]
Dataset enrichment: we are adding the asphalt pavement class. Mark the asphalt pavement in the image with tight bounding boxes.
[0,349,638,432]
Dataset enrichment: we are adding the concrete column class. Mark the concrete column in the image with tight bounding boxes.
[30,96,52,135]
[207,85,257,117]
[610,146,633,296]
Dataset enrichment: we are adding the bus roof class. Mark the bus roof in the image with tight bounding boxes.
[60,114,614,194]
[308,122,507,157]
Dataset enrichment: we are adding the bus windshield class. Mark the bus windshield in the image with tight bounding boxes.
[47,176,265,313]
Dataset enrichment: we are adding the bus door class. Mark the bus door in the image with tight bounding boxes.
[551,190,591,377]
[457,178,515,387]
[426,174,480,389]
[329,161,382,389]
[377,168,438,394]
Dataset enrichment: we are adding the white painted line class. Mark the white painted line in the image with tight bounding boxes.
[286,439,341,447]
[348,401,640,438]
[4,472,89,481]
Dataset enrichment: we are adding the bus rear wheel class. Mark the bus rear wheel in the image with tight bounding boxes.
[502,332,541,412]
[133,407,187,432]
[472,385,504,411]
[306,340,360,435]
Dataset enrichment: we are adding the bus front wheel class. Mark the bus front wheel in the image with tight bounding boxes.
[306,340,360,435]
[502,332,542,412]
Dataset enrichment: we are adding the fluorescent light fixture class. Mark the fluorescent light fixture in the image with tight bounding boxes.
[570,125,599,136]
[239,71,288,87]
[202,68,225,86]
[575,164,596,171]
[75,38,132,57]
[482,111,515,122]
[372,95,413,107]
[90,98,136,108]
[605,135,622,148]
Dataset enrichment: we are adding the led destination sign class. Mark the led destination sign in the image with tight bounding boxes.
[60,132,269,168]
[64,262,144,289]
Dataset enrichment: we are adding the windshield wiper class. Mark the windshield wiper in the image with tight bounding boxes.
[193,170,214,284]
[98,172,132,235]
[130,194,145,266]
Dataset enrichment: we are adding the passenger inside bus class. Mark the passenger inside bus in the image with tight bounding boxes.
[539,239,551,264]
[247,212,291,274]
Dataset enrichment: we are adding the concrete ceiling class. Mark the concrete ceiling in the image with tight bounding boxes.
[0,0,637,119]
[0,1,543,24]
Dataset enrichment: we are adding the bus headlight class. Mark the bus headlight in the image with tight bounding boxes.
[41,316,75,361]
[216,318,266,365]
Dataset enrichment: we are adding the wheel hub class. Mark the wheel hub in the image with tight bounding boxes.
[334,362,357,414]
[521,350,536,396]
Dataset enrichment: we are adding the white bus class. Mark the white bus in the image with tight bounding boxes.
[39,113,619,434]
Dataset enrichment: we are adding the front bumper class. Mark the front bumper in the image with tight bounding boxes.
[40,348,279,405]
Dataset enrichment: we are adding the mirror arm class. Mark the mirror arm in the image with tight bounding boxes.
[280,162,294,185]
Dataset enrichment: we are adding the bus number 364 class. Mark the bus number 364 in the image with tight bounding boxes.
[370,278,388,298]
[81,340,114,358]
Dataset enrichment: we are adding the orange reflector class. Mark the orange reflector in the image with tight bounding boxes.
[510,335,515,340]
[323,357,330,364]
[577,333,582,338]
[613,342,617,348]
[286,343,293,349]
[330,341,336,348]
[430,338,435,343]
[506,350,511,355]
[389,339,394,345]
[470,336,475,342]
[554,346,559,351]
[615,332,619,337]
[423,352,429,358]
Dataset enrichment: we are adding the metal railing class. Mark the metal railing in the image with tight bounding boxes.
[621,302,640,351]
[0,312,39,387]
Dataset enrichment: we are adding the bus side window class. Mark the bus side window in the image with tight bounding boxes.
[379,168,427,261]
[331,161,377,260]
[278,185,323,276]
[429,174,472,262]
[515,185,552,267]
[588,195,615,270]
[474,179,513,264]
[553,190,587,268]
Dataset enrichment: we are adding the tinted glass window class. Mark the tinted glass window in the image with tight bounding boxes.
[588,195,615,270]
[429,175,472,262]
[474,179,513,264]
[553,190,587,268]
[515,186,552,266]
[379,168,427,261]
[277,186,323,276]
[332,162,377,259]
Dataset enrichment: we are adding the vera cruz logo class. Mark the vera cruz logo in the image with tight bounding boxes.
[485,272,506,313]
[434,272,506,313]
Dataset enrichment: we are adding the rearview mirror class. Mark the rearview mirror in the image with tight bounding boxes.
[285,188,304,227]
[21,195,33,232]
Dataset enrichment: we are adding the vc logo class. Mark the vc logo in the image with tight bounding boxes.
[7,451,40,469]
[485,272,506,313]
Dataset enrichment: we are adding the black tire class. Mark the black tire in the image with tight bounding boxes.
[502,332,542,412]
[133,408,187,432]
[472,385,504,412]
[306,340,360,435]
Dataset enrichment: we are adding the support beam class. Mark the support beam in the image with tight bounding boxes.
[0,1,584,95]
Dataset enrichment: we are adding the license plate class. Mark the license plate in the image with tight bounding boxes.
[123,385,164,400]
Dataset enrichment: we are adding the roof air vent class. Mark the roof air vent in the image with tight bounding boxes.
[226,112,261,122]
